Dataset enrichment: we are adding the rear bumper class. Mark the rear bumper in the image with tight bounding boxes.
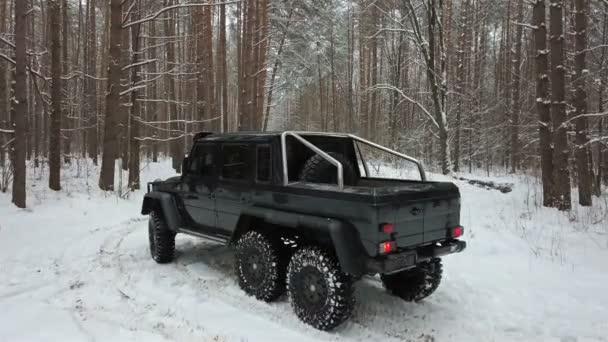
[365,239,466,275]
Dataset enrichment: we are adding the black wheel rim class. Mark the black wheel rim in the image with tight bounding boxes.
[241,249,267,289]
[293,266,328,312]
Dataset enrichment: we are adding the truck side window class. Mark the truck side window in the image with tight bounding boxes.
[221,144,250,180]
[256,145,271,183]
[189,144,215,177]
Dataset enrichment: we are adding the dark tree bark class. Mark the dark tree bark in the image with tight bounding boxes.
[12,0,28,207]
[510,0,524,173]
[573,0,592,206]
[549,0,571,210]
[98,0,122,191]
[533,0,556,207]
[219,2,228,132]
[85,0,98,164]
[61,0,70,164]
[128,0,141,191]
[49,0,62,191]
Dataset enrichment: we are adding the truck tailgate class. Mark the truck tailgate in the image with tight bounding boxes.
[376,182,460,248]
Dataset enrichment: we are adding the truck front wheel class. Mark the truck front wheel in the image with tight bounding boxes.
[381,258,443,302]
[235,231,286,302]
[287,247,355,331]
[148,211,176,264]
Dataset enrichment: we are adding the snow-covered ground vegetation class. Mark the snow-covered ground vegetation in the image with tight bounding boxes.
[1,160,607,341]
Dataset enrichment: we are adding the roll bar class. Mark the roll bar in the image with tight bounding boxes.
[280,131,426,190]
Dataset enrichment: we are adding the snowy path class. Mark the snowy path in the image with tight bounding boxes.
[1,162,607,341]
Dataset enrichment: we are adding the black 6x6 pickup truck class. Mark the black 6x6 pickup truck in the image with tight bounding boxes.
[141,131,466,330]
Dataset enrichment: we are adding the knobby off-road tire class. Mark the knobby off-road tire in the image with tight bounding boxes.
[298,152,358,186]
[381,258,443,302]
[148,211,176,264]
[287,246,355,331]
[235,231,287,302]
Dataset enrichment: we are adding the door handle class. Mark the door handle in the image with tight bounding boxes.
[410,207,422,216]
[184,195,199,200]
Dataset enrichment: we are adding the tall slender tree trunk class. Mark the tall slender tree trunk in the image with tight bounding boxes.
[573,0,591,206]
[533,0,556,207]
[358,0,369,137]
[85,0,98,164]
[49,0,62,191]
[98,0,122,191]
[128,0,141,191]
[510,0,524,173]
[12,0,28,207]
[164,0,181,172]
[219,2,228,132]
[0,0,8,169]
[549,0,571,210]
[61,0,70,164]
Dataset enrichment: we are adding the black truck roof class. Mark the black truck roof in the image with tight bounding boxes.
[194,131,353,142]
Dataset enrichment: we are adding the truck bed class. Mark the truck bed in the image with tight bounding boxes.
[250,178,460,257]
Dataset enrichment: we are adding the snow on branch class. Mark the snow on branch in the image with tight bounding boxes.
[370,84,440,129]
[120,85,147,96]
[121,59,158,71]
[512,21,538,30]
[123,0,243,28]
[0,52,48,83]
[0,128,15,134]
[134,116,221,125]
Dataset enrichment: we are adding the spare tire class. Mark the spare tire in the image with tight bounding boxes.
[298,152,357,186]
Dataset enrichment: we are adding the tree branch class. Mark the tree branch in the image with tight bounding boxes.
[123,0,243,28]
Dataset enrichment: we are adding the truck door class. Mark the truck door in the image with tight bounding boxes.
[181,143,219,232]
[215,143,253,234]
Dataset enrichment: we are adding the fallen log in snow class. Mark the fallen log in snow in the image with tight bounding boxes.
[456,177,513,193]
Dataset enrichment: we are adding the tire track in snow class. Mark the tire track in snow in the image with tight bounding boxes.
[65,217,436,341]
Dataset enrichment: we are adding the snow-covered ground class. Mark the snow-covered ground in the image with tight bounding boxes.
[1,160,607,342]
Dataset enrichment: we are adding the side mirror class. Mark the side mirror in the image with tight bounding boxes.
[181,156,190,176]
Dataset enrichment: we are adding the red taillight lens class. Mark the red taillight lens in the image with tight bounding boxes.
[379,241,396,254]
[380,223,394,233]
[451,226,464,238]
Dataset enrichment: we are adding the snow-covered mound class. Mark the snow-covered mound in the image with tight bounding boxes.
[1,160,607,341]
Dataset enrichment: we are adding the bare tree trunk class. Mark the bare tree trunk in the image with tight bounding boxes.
[263,5,293,131]
[533,0,556,207]
[98,0,122,191]
[61,0,70,164]
[219,2,228,132]
[164,0,181,172]
[549,0,571,210]
[12,0,28,207]
[573,0,591,206]
[510,0,524,173]
[358,0,369,137]
[85,0,98,164]
[128,0,141,191]
[49,0,62,191]
[0,0,8,169]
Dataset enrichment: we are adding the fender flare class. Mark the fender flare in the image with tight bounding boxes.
[233,206,367,277]
[141,192,181,232]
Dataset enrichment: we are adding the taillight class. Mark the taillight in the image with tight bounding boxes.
[379,241,396,254]
[379,223,394,233]
[451,226,464,238]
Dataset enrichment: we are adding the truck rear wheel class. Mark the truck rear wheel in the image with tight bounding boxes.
[381,258,443,302]
[287,246,354,331]
[148,211,176,264]
[235,231,286,302]
[298,152,358,186]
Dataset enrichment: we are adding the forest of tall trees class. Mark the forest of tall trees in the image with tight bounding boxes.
[0,0,606,210]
